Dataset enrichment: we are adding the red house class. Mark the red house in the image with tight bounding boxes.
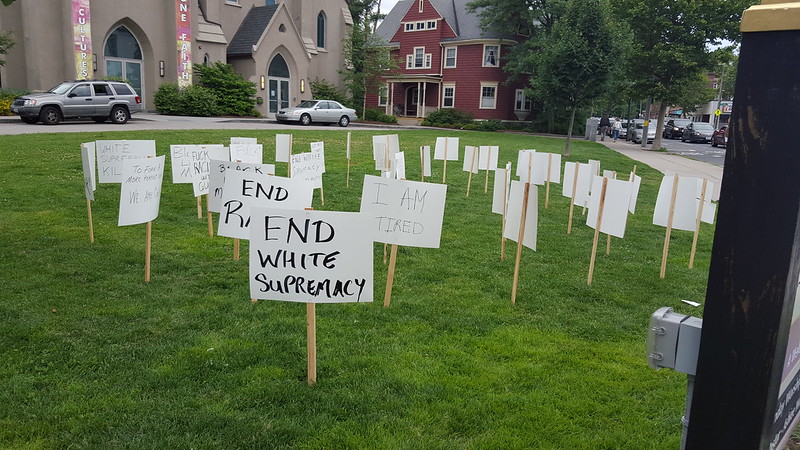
[367,0,531,122]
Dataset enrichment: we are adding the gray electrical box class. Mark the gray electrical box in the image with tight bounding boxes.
[647,307,703,375]
[585,117,599,141]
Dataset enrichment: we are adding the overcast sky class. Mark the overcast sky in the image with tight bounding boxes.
[380,0,400,15]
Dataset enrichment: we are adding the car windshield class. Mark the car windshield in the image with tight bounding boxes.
[49,83,74,94]
[693,123,715,132]
[296,101,318,108]
[673,119,692,126]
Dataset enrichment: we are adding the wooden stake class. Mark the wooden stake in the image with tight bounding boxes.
[383,243,387,264]
[234,238,240,261]
[466,147,477,197]
[567,162,581,234]
[384,244,399,307]
[145,221,152,283]
[501,163,510,261]
[206,195,213,237]
[660,174,681,278]
[511,181,531,304]
[306,302,317,386]
[320,185,325,207]
[346,132,351,188]
[606,234,611,255]
[196,196,202,219]
[86,198,94,243]
[689,178,708,268]
[588,178,609,285]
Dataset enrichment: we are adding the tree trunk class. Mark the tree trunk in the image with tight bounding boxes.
[564,106,576,157]
[650,100,668,150]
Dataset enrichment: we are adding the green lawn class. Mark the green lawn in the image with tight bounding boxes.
[0,129,713,449]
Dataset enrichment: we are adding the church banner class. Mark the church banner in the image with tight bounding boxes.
[176,0,192,87]
[71,0,93,80]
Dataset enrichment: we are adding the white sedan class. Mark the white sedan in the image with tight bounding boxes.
[276,100,358,127]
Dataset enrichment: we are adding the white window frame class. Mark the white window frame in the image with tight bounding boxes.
[483,44,500,68]
[442,84,455,108]
[514,89,532,111]
[480,82,498,109]
[427,20,437,30]
[444,47,457,68]
[405,23,414,32]
[378,84,388,106]
[419,0,424,13]
[416,21,425,30]
[406,46,431,69]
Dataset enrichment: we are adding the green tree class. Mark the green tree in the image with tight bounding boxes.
[0,31,14,67]
[613,0,757,149]
[530,0,617,156]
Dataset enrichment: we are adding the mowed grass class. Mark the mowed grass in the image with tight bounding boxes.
[0,128,713,449]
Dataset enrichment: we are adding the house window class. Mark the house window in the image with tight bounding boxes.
[406,47,431,69]
[316,11,326,49]
[416,21,425,30]
[378,84,388,106]
[480,83,497,109]
[405,23,414,31]
[443,84,455,108]
[483,45,499,67]
[427,20,437,29]
[514,89,532,111]
[444,47,457,68]
[415,48,424,67]
[419,0,423,13]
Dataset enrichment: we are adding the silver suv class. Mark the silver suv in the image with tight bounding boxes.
[11,80,142,125]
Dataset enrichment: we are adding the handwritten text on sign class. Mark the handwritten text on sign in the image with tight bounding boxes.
[359,175,447,248]
[208,159,276,213]
[290,151,324,189]
[97,140,156,184]
[249,208,374,303]
[118,156,165,226]
[218,170,313,240]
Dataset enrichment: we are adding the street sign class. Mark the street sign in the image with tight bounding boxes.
[714,109,721,116]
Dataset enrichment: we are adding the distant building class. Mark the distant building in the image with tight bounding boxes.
[367,0,530,122]
[0,0,351,117]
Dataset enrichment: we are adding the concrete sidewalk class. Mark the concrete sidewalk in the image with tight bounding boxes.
[598,137,724,201]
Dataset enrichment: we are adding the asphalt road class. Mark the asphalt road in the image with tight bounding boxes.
[659,136,726,166]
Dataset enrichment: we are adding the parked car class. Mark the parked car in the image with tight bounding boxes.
[681,122,715,143]
[631,120,656,144]
[663,118,693,140]
[275,100,357,127]
[11,80,142,125]
[711,125,728,147]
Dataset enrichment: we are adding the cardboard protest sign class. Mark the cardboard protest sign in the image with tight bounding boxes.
[96,140,156,183]
[628,173,642,214]
[230,144,263,164]
[276,134,292,162]
[231,137,257,145]
[503,180,538,251]
[530,152,562,185]
[479,146,499,171]
[463,146,479,173]
[217,170,314,240]
[516,150,535,178]
[170,145,195,184]
[189,145,229,197]
[249,208,374,303]
[118,156,165,226]
[81,142,96,201]
[421,146,432,178]
[395,152,406,180]
[589,159,601,176]
[373,135,399,173]
[360,174,447,248]
[653,175,701,232]
[562,162,593,206]
[602,169,617,179]
[291,152,324,189]
[434,137,459,161]
[208,160,276,213]
[310,141,326,173]
[586,175,634,238]
[492,164,512,215]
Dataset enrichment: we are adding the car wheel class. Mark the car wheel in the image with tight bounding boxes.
[110,106,130,124]
[300,113,311,126]
[21,116,38,124]
[711,141,717,147]
[39,106,62,125]
[338,115,350,127]
[92,116,107,123]
[681,135,686,142]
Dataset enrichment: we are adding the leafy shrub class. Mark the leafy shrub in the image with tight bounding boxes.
[193,62,256,116]
[363,107,397,124]
[422,108,473,127]
[0,88,29,116]
[181,85,218,117]
[309,78,349,105]
[153,82,183,115]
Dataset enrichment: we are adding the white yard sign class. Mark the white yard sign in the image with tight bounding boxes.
[492,163,513,215]
[586,176,634,238]
[96,140,156,183]
[231,137,257,145]
[562,162,593,206]
[654,175,706,231]
[421,146,432,177]
[434,137,459,161]
[249,208,374,303]
[208,160,276,213]
[230,144,263,164]
[276,134,292,162]
[81,142,96,201]
[503,180,538,250]
[478,146,499,171]
[290,151,324,189]
[187,146,229,197]
[360,174,448,248]
[395,152,406,180]
[217,170,314,239]
[118,156,164,226]
[463,146,479,173]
